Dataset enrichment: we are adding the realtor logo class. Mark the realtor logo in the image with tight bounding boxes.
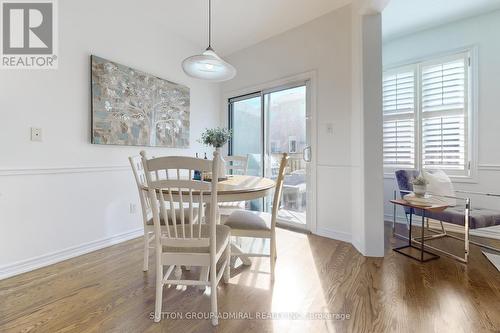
[1,0,57,69]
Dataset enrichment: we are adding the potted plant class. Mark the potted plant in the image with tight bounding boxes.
[411,174,429,197]
[199,127,232,177]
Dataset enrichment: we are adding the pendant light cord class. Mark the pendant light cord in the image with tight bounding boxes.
[208,0,212,49]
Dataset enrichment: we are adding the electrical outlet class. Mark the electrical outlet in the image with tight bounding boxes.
[129,203,137,214]
[31,127,42,142]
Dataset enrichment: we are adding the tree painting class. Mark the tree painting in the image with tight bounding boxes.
[91,55,190,147]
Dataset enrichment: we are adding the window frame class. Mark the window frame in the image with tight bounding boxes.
[383,47,478,182]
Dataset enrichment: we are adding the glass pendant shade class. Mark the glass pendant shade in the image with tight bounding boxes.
[182,48,236,82]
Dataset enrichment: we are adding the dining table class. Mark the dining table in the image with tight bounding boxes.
[143,174,276,265]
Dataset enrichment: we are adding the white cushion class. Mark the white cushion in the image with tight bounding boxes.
[425,170,456,206]
[224,210,272,231]
[218,201,246,209]
[217,201,246,218]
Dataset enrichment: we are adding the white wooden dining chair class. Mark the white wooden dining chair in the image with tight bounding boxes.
[225,155,248,175]
[140,150,231,325]
[224,153,289,281]
[129,155,159,272]
[129,156,200,272]
[219,155,249,221]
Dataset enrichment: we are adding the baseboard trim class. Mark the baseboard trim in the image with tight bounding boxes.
[0,227,144,280]
[315,227,351,243]
[384,213,407,225]
[471,227,500,240]
[0,165,130,176]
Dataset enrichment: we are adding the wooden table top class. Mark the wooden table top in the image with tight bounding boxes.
[142,175,275,197]
[211,175,275,195]
[390,199,448,213]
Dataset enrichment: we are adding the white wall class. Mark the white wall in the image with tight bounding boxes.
[0,0,221,278]
[383,10,500,235]
[350,6,384,256]
[220,4,385,256]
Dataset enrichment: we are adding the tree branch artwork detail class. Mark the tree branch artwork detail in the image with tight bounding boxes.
[91,55,190,147]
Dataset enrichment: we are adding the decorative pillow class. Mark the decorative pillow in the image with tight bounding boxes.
[425,170,457,206]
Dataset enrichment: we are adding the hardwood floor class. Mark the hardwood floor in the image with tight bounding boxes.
[1,223,499,333]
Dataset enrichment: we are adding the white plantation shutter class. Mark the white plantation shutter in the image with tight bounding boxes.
[383,51,472,177]
[421,54,468,172]
[383,68,416,168]
[383,70,415,116]
[383,119,415,167]
[422,116,465,169]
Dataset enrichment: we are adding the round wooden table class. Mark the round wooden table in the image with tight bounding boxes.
[142,175,275,202]
[209,175,275,202]
[144,175,275,266]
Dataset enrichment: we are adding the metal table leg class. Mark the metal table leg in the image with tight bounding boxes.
[393,208,440,262]
[421,211,425,261]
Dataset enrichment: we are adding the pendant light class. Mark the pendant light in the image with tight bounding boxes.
[182,0,236,82]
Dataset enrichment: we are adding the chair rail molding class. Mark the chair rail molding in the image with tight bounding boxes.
[385,164,500,176]
[477,164,500,171]
[0,165,130,176]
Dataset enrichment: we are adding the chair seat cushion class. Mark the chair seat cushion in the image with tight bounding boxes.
[162,224,231,253]
[217,201,246,218]
[224,210,272,231]
[218,201,246,209]
[415,206,500,229]
[146,208,199,226]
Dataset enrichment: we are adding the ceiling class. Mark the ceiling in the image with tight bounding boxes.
[113,0,500,56]
[134,0,350,56]
[383,0,500,41]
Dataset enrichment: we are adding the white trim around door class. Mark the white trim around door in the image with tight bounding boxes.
[221,70,318,235]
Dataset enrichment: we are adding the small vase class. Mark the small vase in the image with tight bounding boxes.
[413,184,427,197]
[215,148,226,178]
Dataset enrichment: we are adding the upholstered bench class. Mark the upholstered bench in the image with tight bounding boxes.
[393,169,500,262]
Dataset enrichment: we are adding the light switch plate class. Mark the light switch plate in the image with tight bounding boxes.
[31,127,42,142]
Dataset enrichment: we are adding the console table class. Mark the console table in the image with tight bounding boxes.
[390,199,448,262]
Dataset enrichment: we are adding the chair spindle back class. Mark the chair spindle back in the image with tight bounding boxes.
[225,155,249,175]
[271,153,290,229]
[140,151,220,252]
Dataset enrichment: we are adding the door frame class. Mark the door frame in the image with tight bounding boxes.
[222,70,318,234]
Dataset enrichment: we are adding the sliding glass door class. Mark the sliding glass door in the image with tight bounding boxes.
[264,85,308,226]
[228,93,263,211]
[229,82,311,228]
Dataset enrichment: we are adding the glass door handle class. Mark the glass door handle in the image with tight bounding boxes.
[303,146,312,162]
